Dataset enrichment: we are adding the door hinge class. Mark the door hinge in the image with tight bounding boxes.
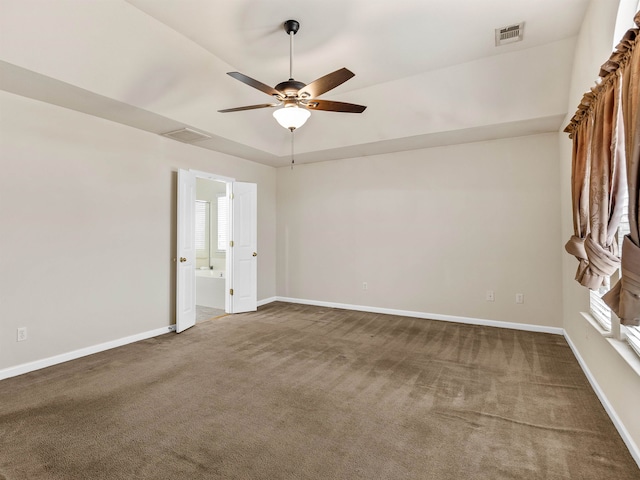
[230,193,234,200]
[229,240,234,247]
[230,289,234,296]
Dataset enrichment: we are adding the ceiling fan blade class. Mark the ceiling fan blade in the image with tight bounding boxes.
[298,68,355,98]
[226,72,281,97]
[218,103,279,113]
[304,99,367,113]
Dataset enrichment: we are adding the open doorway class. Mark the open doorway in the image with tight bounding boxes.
[195,177,227,323]
[176,169,257,333]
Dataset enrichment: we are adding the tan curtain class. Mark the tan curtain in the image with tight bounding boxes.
[564,70,627,291]
[603,16,640,326]
[565,101,593,283]
[585,71,627,289]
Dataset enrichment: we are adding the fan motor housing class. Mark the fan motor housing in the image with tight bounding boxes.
[275,79,306,97]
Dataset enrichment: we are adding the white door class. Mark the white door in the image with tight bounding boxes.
[176,169,196,332]
[230,182,257,313]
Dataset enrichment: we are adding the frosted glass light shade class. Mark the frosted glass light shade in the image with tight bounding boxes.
[273,105,311,130]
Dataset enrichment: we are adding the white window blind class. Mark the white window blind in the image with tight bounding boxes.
[627,325,640,356]
[589,195,630,331]
[617,196,633,352]
[590,280,612,331]
[195,200,210,257]
[588,194,640,360]
[620,200,640,355]
[217,195,228,251]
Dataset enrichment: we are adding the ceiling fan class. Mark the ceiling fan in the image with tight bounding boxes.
[218,19,367,131]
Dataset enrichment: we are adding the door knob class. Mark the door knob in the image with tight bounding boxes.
[180,257,187,263]
[252,252,257,257]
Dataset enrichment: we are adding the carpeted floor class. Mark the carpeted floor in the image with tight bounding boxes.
[0,302,638,479]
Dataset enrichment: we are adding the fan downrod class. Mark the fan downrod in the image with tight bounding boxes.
[284,19,299,35]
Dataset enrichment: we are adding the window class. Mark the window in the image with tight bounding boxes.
[195,200,210,258]
[217,195,229,252]
[588,1,640,357]
[628,325,640,357]
[589,195,640,357]
[589,196,629,332]
[622,192,640,353]
[617,0,640,357]
[590,278,612,331]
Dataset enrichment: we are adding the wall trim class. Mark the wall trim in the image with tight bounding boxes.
[564,330,640,469]
[257,296,277,307]
[273,296,564,335]
[0,325,175,381]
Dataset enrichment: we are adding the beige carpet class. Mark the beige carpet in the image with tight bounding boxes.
[0,302,638,479]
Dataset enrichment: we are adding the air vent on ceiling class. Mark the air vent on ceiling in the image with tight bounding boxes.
[161,128,211,143]
[495,22,524,46]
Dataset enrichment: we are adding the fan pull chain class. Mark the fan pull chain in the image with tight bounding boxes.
[290,129,295,170]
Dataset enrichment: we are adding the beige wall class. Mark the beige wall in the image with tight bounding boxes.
[277,133,563,327]
[0,91,277,370]
[560,0,640,458]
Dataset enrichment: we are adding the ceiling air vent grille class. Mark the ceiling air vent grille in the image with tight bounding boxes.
[495,22,524,46]
[161,128,211,143]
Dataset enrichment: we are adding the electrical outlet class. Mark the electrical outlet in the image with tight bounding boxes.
[516,293,524,304]
[362,282,368,291]
[17,327,27,342]
[486,290,495,302]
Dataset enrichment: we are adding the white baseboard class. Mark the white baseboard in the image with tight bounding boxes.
[564,331,640,469]
[274,296,564,335]
[257,296,277,307]
[0,325,175,381]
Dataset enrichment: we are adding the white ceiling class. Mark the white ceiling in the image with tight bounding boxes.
[0,0,591,167]
[127,0,586,91]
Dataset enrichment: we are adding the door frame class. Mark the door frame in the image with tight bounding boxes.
[190,170,235,315]
[176,169,259,331]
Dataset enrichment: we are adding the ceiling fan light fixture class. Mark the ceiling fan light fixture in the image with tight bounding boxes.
[218,20,366,121]
[273,105,310,131]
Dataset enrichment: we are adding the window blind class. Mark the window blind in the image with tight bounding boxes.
[590,282,612,331]
[217,195,228,251]
[589,195,630,332]
[587,192,640,362]
[195,200,210,256]
[627,325,640,357]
